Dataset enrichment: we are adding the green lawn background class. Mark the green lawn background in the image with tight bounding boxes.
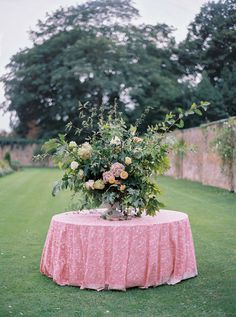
[0,168,235,317]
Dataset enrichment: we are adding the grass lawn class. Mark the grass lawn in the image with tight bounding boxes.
[0,168,235,317]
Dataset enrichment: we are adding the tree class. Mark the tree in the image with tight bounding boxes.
[188,73,227,126]
[179,0,236,83]
[1,0,185,138]
[220,63,236,116]
[178,0,236,122]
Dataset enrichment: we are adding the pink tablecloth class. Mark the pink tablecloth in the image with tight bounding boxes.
[40,210,197,290]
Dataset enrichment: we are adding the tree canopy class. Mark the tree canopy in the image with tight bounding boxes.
[179,0,236,124]
[1,0,236,138]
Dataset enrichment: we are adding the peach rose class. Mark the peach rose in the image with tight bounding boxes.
[108,176,116,184]
[120,171,128,179]
[120,185,126,191]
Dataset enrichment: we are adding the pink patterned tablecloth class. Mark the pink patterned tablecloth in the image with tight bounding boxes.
[40,210,197,290]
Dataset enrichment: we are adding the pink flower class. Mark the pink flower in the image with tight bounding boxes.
[110,162,125,177]
[85,180,94,190]
[102,171,114,183]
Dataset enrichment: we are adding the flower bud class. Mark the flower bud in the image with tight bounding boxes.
[125,157,132,165]
[69,141,77,148]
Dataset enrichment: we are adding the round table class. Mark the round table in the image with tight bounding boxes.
[40,210,197,291]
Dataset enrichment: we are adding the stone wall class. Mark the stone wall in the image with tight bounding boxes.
[0,143,50,166]
[166,117,236,192]
[0,117,235,191]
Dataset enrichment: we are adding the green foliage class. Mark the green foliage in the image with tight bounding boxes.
[0,159,13,177]
[3,152,11,165]
[212,119,236,173]
[179,0,236,82]
[172,138,187,155]
[193,73,228,124]
[179,0,236,122]
[0,137,43,147]
[2,152,21,171]
[171,137,198,178]
[39,101,208,216]
[221,64,236,117]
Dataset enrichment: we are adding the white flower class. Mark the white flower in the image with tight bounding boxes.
[78,142,92,160]
[70,161,79,170]
[125,157,132,165]
[69,141,77,148]
[110,136,121,145]
[82,142,92,149]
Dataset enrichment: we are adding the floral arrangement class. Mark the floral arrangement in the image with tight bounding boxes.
[40,102,208,220]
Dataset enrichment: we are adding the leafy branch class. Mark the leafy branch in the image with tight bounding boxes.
[148,101,210,134]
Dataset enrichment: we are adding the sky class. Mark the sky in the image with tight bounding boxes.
[0,0,211,132]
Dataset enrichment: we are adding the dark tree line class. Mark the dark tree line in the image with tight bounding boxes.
[1,0,235,138]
